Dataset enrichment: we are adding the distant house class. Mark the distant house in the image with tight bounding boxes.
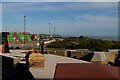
[91,52,108,64]
[80,51,119,65]
[31,34,49,41]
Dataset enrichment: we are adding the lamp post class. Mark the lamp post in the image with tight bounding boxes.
[49,22,51,37]
[24,16,26,44]
[5,26,7,32]
[54,26,55,37]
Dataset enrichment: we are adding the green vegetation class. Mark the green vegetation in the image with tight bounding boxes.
[46,36,120,51]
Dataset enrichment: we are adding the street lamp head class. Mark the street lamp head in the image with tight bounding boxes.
[24,16,26,18]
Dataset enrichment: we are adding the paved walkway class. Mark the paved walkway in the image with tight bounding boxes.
[1,50,89,79]
[30,54,89,79]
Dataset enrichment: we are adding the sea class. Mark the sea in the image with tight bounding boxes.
[87,36,118,40]
[61,35,119,40]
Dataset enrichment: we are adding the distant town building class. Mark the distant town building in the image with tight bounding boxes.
[31,34,49,41]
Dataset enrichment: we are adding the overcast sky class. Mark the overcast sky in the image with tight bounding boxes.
[2,2,118,36]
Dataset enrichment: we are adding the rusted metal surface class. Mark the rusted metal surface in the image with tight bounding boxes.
[54,63,119,80]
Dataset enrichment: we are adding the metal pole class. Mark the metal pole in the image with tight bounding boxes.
[49,22,51,37]
[5,26,7,32]
[54,26,55,37]
[24,16,26,44]
[14,27,15,32]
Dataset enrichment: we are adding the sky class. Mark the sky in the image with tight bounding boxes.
[1,0,120,2]
[2,2,119,36]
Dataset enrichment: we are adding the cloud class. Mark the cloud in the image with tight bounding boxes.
[2,2,118,36]
[74,14,117,28]
[3,13,118,36]
[2,2,117,14]
[51,14,118,36]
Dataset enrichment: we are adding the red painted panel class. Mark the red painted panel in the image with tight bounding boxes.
[54,63,119,80]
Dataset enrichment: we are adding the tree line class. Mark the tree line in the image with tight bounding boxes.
[46,36,120,51]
